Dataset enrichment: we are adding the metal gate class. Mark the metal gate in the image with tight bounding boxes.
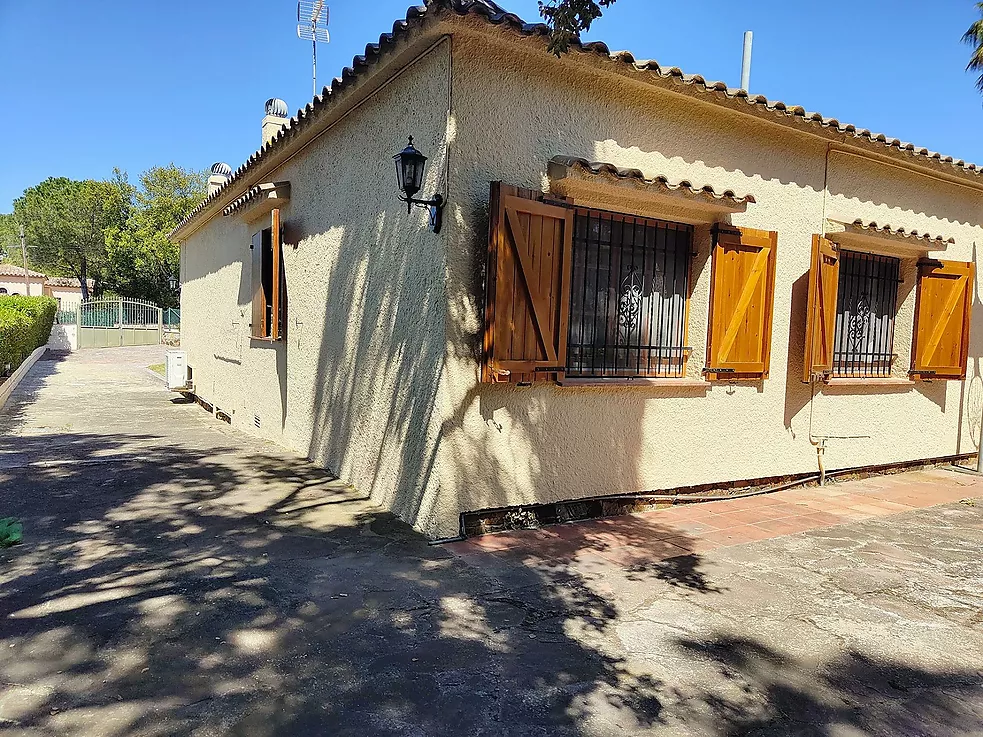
[78,299,162,349]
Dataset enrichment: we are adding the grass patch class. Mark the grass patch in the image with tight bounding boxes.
[148,363,165,377]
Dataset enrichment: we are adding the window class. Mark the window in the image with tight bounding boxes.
[831,250,899,377]
[566,209,691,378]
[250,208,284,340]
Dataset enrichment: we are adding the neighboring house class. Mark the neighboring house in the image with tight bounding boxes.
[171,0,983,540]
[0,264,47,297]
[0,265,90,309]
[43,276,92,311]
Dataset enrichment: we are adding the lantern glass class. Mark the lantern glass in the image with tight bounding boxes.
[393,137,427,199]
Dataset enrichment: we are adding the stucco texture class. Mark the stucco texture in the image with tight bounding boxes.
[181,36,452,534]
[179,18,983,539]
[436,28,983,537]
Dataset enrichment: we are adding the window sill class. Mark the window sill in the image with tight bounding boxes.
[249,336,282,344]
[825,377,915,387]
[558,377,710,389]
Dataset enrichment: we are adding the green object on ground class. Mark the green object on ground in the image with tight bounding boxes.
[148,363,165,377]
[0,517,23,547]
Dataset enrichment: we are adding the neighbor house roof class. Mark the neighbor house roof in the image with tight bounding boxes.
[172,0,981,238]
[45,276,93,289]
[0,264,46,279]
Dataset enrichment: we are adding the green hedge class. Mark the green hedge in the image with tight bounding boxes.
[0,295,57,374]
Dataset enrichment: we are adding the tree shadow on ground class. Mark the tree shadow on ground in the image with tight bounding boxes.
[2,429,981,735]
[671,635,983,736]
[0,430,673,736]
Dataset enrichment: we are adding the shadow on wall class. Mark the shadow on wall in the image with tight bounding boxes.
[2,427,980,734]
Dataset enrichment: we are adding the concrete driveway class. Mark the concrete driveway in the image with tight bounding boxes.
[1,347,982,736]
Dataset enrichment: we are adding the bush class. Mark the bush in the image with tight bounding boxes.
[0,295,58,375]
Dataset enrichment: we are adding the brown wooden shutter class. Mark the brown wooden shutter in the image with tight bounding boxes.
[271,208,283,341]
[802,235,840,382]
[482,182,573,383]
[250,229,266,339]
[911,259,974,380]
[705,225,778,379]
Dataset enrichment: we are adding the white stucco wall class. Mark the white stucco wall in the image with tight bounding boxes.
[180,37,452,533]
[178,19,983,539]
[432,29,983,537]
[0,277,44,296]
[45,285,84,310]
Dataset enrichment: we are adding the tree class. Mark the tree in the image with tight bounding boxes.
[539,0,616,56]
[105,164,206,307]
[965,3,983,91]
[13,177,131,302]
[0,214,19,264]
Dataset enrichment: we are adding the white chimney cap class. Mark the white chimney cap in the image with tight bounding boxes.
[265,98,288,117]
[210,162,232,177]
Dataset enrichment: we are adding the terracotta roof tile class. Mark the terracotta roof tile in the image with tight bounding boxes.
[0,264,46,278]
[848,219,956,245]
[171,0,980,237]
[550,155,756,206]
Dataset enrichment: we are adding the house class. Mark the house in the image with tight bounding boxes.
[0,264,47,297]
[0,265,90,309]
[171,0,983,540]
[42,276,92,311]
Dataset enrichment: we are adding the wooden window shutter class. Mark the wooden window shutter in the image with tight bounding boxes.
[911,259,974,380]
[271,208,283,341]
[705,225,778,379]
[802,235,840,382]
[250,230,266,339]
[249,208,284,340]
[482,182,574,383]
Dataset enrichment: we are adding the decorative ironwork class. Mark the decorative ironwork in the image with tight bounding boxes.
[833,251,900,377]
[617,266,643,345]
[847,292,871,352]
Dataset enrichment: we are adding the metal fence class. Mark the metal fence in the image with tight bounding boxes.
[77,298,163,348]
[163,308,181,328]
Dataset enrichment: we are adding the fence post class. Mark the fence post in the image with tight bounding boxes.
[118,298,124,347]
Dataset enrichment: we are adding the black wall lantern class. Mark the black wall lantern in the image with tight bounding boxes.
[393,136,444,234]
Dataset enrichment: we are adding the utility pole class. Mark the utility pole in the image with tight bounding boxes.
[19,225,30,296]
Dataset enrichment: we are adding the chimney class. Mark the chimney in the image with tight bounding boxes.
[208,162,232,196]
[262,98,289,145]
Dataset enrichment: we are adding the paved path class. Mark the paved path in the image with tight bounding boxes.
[1,348,983,736]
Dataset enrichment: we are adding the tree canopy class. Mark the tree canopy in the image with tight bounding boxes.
[105,165,206,307]
[965,2,983,91]
[539,0,616,56]
[13,176,130,302]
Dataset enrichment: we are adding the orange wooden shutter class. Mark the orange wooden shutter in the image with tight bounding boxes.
[802,235,840,382]
[271,208,283,340]
[482,182,573,383]
[911,259,974,380]
[705,225,778,379]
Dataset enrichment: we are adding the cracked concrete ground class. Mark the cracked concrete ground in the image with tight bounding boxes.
[1,346,982,736]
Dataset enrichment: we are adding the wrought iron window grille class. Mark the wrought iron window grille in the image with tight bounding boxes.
[566,207,692,379]
[832,250,900,378]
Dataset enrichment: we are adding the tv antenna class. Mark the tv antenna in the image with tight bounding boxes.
[297,1,330,98]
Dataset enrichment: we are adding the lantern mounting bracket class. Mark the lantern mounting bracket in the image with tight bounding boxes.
[397,193,444,233]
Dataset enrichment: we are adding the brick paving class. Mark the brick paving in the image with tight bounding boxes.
[448,468,983,567]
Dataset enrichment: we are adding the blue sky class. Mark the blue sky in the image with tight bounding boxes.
[1,0,981,212]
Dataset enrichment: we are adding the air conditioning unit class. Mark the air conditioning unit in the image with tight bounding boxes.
[165,350,189,390]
